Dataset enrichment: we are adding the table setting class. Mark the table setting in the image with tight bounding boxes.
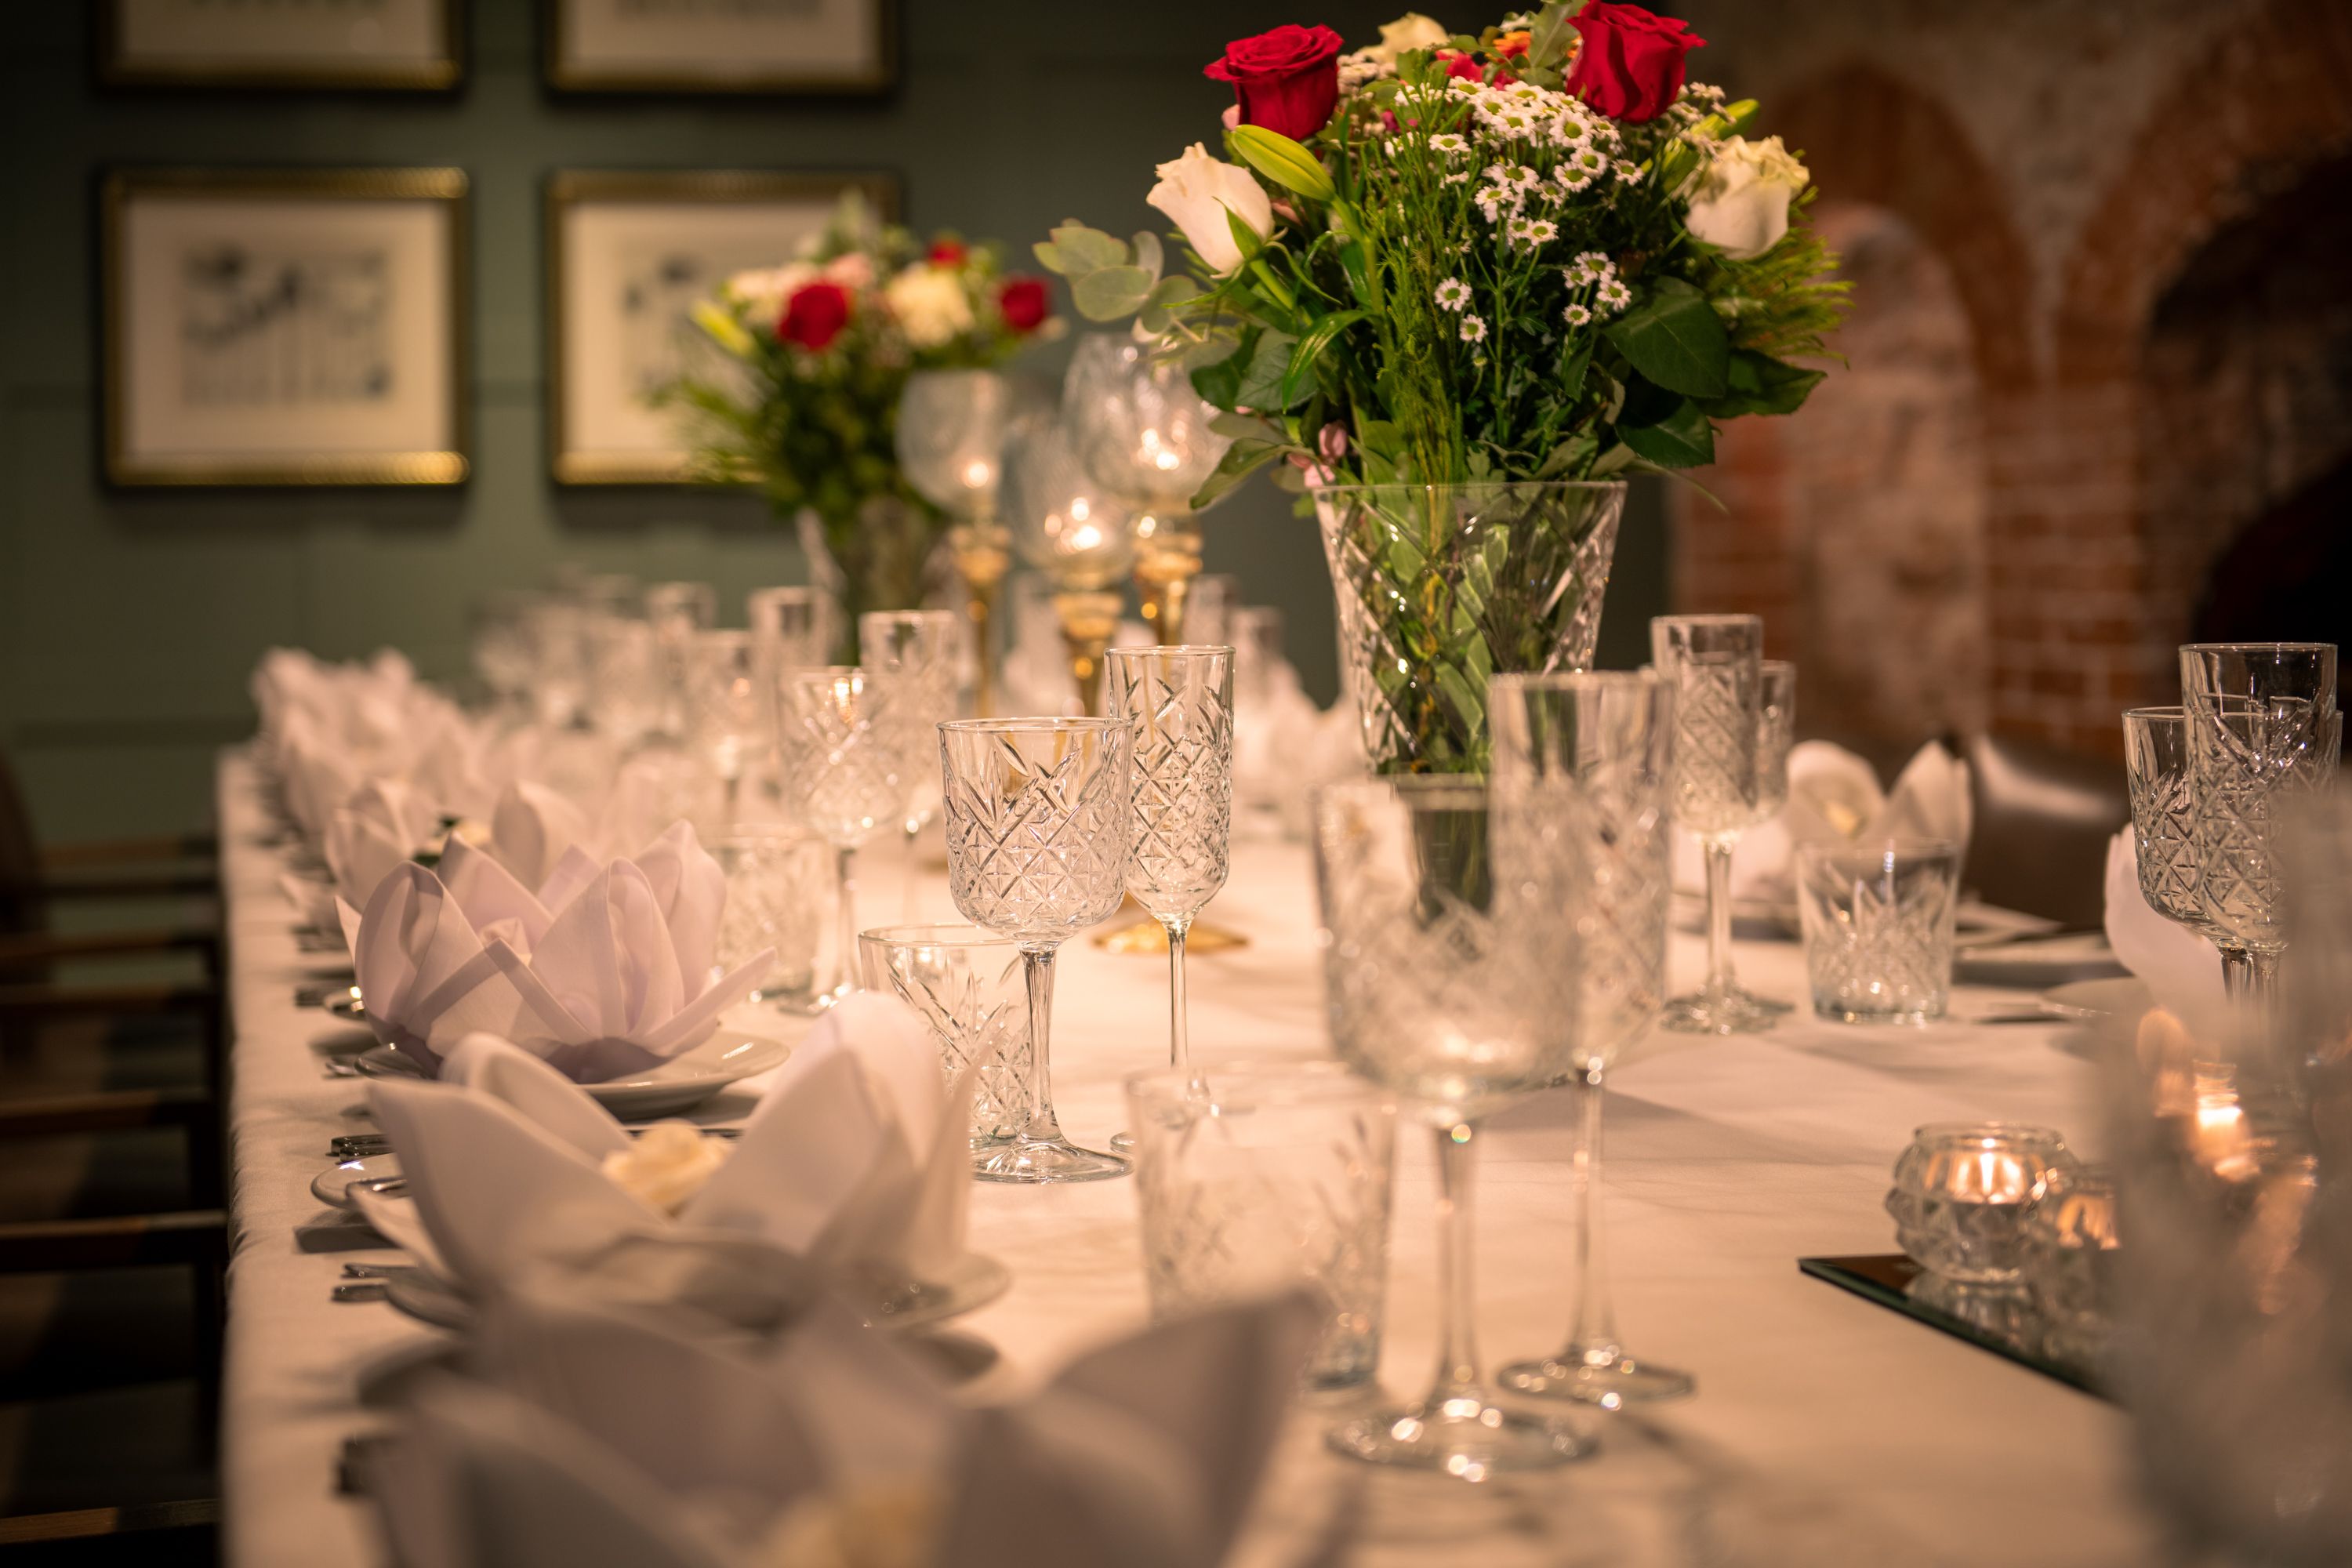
[196,10,2352,1568]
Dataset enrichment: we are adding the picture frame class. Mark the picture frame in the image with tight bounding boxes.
[544,0,894,96]
[97,0,465,92]
[546,168,897,486]
[102,168,471,488]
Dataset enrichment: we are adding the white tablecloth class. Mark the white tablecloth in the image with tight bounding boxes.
[214,749,2160,1566]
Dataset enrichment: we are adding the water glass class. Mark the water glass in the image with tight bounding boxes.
[1798,837,1960,1024]
[688,631,770,831]
[858,924,1029,1149]
[711,831,828,1011]
[747,586,837,672]
[1488,670,1690,1406]
[773,667,914,1009]
[939,717,1131,1182]
[1124,1061,1396,1392]
[859,609,964,920]
[586,614,665,748]
[1651,614,1770,1034]
[1312,777,1590,1474]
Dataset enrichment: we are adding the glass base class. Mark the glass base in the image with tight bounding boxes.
[1327,1393,1592,1478]
[971,1135,1130,1184]
[1498,1352,1695,1409]
[1109,1131,1134,1152]
[1658,989,1777,1036]
[1737,987,1795,1016]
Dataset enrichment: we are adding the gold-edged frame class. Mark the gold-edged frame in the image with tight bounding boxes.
[102,167,471,488]
[543,0,895,96]
[96,0,466,91]
[544,168,898,487]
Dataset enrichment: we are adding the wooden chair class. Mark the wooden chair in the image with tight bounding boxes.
[1960,731,2130,928]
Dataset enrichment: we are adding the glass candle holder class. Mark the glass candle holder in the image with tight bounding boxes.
[1886,1122,2074,1284]
[1124,1061,1397,1392]
[2020,1162,2122,1367]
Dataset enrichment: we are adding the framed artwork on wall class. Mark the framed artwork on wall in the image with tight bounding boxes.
[546,168,896,485]
[98,0,465,90]
[103,168,470,487]
[544,0,893,95]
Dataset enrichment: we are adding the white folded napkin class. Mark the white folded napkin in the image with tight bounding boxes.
[357,999,973,1304]
[323,778,444,913]
[365,1280,1319,1568]
[1682,739,1973,902]
[487,767,681,892]
[354,821,769,1082]
[2103,826,2225,1024]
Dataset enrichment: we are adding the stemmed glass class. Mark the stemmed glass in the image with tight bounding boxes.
[1103,646,1234,1149]
[1062,334,1232,643]
[747,586,837,673]
[1312,777,1592,1474]
[898,368,1016,717]
[938,717,1132,1182]
[2179,643,2341,1007]
[859,609,963,922]
[1652,614,1772,1035]
[772,667,914,1010]
[687,630,769,833]
[1005,416,1135,715]
[1487,672,1692,1406]
[2124,706,2260,1001]
[1734,659,1799,1016]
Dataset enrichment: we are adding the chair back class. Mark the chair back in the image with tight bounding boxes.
[1961,732,2128,927]
[0,751,42,935]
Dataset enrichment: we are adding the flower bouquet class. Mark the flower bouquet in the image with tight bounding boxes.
[665,196,1059,647]
[1038,4,1845,771]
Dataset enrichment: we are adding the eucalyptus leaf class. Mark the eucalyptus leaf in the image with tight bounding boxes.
[1073,265,1156,321]
[1131,230,1164,281]
[1047,223,1128,273]
[1602,277,1730,399]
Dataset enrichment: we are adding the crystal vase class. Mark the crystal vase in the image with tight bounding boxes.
[796,497,949,663]
[1314,481,1626,774]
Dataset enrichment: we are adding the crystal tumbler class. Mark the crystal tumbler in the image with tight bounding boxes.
[859,923,1029,1150]
[1798,837,1960,1024]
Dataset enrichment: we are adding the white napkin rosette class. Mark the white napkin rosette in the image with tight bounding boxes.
[2103,825,2225,1026]
[356,996,975,1308]
[365,1279,1319,1568]
[354,821,768,1083]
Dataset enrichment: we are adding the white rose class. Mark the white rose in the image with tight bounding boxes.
[598,1121,728,1215]
[824,251,877,292]
[883,264,976,349]
[1371,12,1450,64]
[1147,143,1276,276]
[1686,135,1809,260]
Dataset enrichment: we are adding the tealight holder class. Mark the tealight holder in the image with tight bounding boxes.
[2020,1162,2122,1365]
[1885,1122,2074,1284]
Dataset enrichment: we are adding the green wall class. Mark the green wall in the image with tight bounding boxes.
[1,0,1668,840]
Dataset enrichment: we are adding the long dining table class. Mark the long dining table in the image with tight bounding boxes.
[213,747,2161,1566]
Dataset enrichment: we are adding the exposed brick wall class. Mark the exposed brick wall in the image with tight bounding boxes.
[1673,0,2352,758]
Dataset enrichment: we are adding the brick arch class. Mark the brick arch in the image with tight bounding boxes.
[2058,0,2352,384]
[1770,61,2038,395]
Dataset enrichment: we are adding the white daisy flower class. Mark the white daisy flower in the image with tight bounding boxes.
[1573,147,1609,175]
[1519,216,1559,245]
[1570,251,1613,284]
[1472,186,1512,222]
[1442,169,1472,185]
[1459,314,1487,343]
[1548,114,1590,150]
[1562,302,1593,327]
[1597,278,1632,312]
[1432,277,1472,312]
[1429,132,1469,157]
[1553,164,1595,194]
[1613,159,1644,185]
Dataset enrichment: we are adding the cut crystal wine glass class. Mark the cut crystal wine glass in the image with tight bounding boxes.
[772,667,913,1011]
[2124,705,2263,1002]
[1487,670,1690,1407]
[1652,614,1770,1034]
[2180,642,2341,1007]
[858,609,963,922]
[1103,646,1233,1148]
[938,717,1131,1182]
[1312,776,1592,1475]
[898,368,1016,717]
[1732,659,1798,1017]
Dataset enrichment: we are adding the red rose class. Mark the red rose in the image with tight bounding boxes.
[996,276,1049,334]
[1437,49,1513,86]
[1203,24,1345,141]
[1565,1,1704,123]
[927,238,967,267]
[778,280,851,350]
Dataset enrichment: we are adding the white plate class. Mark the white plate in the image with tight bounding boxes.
[354,1032,790,1120]
[2040,976,2154,1023]
[311,1152,402,1210]
[379,1252,1014,1338]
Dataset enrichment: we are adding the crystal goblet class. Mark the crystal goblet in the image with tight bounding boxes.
[686,630,769,833]
[746,586,837,674]
[1312,776,1592,1475]
[2124,706,2263,1003]
[772,667,914,1011]
[859,609,963,922]
[1652,614,1770,1034]
[938,717,1131,1182]
[898,368,1016,717]
[1488,670,1690,1407]
[1005,416,1135,716]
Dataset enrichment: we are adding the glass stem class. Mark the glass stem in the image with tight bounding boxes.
[1018,945,1067,1144]
[1428,1118,1487,1407]
[1704,837,1740,1002]
[720,772,740,833]
[833,845,858,999]
[1563,1063,1621,1367]
[1164,914,1194,1081]
[902,819,921,924]
[2245,948,2282,1020]
[2220,946,2254,1004]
